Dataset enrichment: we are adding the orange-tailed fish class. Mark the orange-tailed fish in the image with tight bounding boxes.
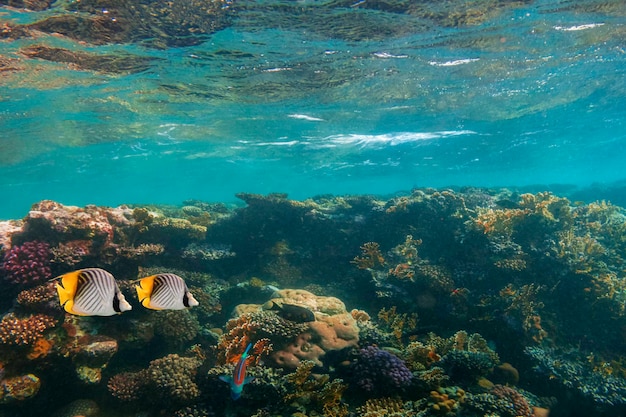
[219,343,254,400]
[54,268,132,316]
[135,273,199,310]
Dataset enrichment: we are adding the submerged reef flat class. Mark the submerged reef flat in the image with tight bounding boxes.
[1,188,626,416]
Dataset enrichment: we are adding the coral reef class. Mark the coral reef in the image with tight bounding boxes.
[525,345,626,406]
[0,190,624,415]
[464,385,534,417]
[439,350,497,383]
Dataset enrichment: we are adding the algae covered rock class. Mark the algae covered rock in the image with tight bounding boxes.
[0,374,41,404]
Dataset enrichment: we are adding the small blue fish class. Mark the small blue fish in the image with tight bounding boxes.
[220,343,254,400]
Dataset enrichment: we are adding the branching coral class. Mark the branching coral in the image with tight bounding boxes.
[0,313,57,346]
[284,360,348,417]
[1,241,52,287]
[16,281,60,312]
[357,397,417,417]
[107,370,149,402]
[377,306,418,344]
[217,311,303,365]
[352,242,385,269]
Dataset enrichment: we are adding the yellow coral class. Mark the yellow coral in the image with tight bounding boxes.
[284,361,348,417]
[352,242,385,269]
[378,306,419,344]
[357,397,413,417]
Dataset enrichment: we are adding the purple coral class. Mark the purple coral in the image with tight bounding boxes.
[2,241,52,287]
[351,345,413,394]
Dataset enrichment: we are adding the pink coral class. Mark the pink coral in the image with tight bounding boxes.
[1,241,51,287]
[0,313,57,346]
[492,384,534,417]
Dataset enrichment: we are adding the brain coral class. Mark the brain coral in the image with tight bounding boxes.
[231,288,359,369]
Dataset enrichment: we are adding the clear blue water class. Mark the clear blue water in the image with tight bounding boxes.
[1,0,626,219]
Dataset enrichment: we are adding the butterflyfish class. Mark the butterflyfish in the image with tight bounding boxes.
[263,300,316,323]
[135,273,199,310]
[219,343,254,400]
[54,268,132,316]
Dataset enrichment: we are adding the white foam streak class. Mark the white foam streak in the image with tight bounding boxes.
[322,131,475,148]
[429,58,479,67]
[288,114,325,122]
[554,23,604,31]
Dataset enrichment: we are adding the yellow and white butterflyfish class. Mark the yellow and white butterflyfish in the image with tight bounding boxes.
[135,273,199,310]
[54,268,132,316]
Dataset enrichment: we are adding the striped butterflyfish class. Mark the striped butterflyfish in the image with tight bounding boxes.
[54,268,132,316]
[135,273,199,310]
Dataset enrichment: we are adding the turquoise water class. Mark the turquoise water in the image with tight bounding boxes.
[1,0,626,218]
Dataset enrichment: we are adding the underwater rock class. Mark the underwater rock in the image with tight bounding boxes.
[0,0,54,11]
[71,335,118,385]
[22,200,132,246]
[21,45,155,74]
[0,220,23,251]
[73,335,118,367]
[0,373,40,404]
